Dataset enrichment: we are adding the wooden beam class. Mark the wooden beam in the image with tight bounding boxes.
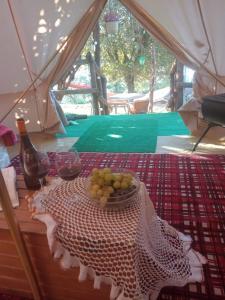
[93,22,101,68]
[87,52,100,115]
[176,61,184,110]
[0,171,42,300]
[53,88,98,96]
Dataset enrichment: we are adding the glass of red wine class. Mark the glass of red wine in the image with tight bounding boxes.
[55,150,81,181]
[23,150,50,189]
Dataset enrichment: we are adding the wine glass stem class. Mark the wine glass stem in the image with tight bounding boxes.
[42,177,47,186]
[39,177,46,190]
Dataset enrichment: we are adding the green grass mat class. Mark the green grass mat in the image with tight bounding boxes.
[71,118,158,153]
[57,112,189,139]
[56,118,96,138]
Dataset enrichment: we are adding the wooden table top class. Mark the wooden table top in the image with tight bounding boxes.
[107,99,129,105]
[0,175,46,234]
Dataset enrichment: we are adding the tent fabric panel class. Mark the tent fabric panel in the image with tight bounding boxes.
[0,83,65,134]
[135,0,225,76]
[0,1,30,94]
[0,0,95,94]
[199,0,225,75]
[134,0,209,67]
[0,0,105,134]
[0,92,41,132]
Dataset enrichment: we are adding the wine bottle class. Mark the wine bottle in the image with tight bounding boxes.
[16,118,41,190]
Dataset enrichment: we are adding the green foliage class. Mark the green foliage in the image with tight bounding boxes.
[107,81,126,93]
[81,0,175,93]
[62,94,91,105]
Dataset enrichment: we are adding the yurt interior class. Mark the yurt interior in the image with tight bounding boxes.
[0,1,225,300]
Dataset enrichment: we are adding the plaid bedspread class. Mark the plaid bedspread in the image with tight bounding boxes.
[11,152,225,299]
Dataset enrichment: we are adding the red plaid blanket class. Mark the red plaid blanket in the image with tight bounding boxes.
[11,152,225,300]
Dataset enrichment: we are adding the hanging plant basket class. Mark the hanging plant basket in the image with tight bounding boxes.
[104,11,119,34]
[105,20,119,34]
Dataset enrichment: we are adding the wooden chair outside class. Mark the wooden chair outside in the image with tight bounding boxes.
[128,99,150,114]
[107,99,129,114]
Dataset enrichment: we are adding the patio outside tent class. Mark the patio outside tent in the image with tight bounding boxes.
[0,0,225,137]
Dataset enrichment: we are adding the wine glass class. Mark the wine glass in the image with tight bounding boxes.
[23,150,50,188]
[55,150,81,181]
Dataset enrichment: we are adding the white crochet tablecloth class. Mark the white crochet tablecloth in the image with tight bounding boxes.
[31,177,206,300]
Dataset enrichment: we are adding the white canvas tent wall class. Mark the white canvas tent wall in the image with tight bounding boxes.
[0,0,104,133]
[1,0,225,137]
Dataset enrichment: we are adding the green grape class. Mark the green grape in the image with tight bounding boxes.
[91,184,100,191]
[103,191,110,198]
[124,173,132,181]
[99,196,107,207]
[90,168,135,206]
[105,173,113,180]
[104,173,113,183]
[121,181,129,189]
[124,178,132,186]
[113,181,121,189]
[96,189,104,197]
[96,178,104,187]
[91,177,98,184]
[103,167,111,174]
[99,170,105,178]
[113,174,122,182]
[106,186,114,194]
[92,168,99,176]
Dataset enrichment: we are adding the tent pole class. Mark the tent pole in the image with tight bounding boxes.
[0,171,42,300]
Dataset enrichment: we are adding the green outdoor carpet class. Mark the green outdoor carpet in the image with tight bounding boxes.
[56,118,96,138]
[71,118,158,153]
[57,112,189,138]
[57,112,189,153]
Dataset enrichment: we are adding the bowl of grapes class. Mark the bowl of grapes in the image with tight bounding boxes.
[86,168,140,210]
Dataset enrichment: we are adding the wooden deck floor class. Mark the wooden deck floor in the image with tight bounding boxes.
[2,131,225,161]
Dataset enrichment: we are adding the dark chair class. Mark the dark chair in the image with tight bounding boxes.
[192,93,225,151]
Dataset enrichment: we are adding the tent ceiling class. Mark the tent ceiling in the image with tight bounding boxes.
[1,0,225,96]
[0,0,94,94]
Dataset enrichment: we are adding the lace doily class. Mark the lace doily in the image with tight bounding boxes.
[31,177,206,300]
